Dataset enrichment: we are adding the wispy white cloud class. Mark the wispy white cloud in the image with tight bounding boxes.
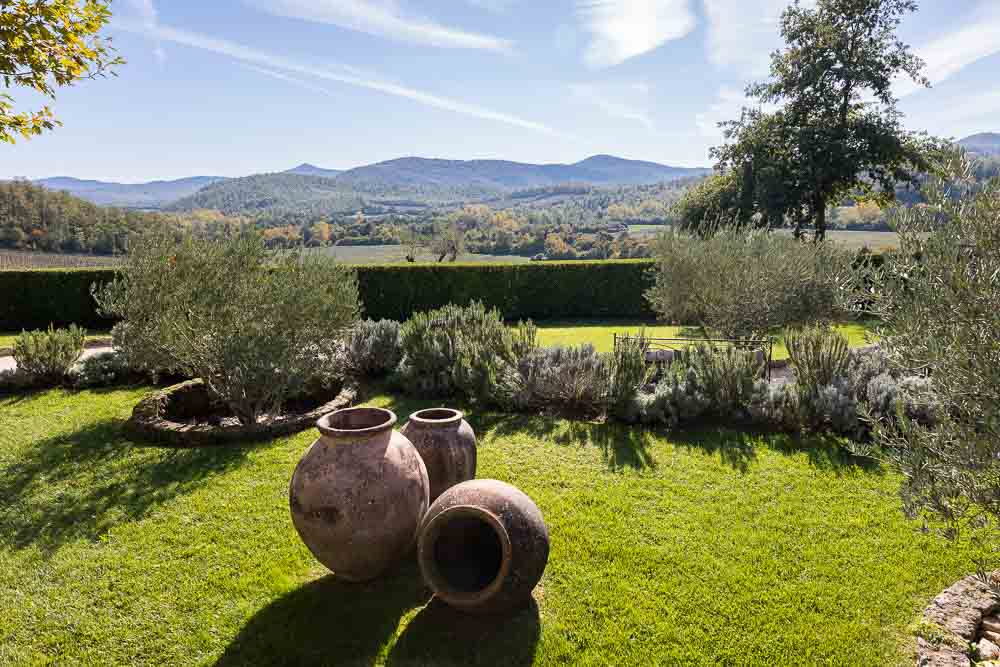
[238,63,337,96]
[896,6,1000,97]
[125,0,166,62]
[570,82,655,130]
[904,85,1000,137]
[702,0,816,76]
[465,0,515,13]
[113,21,568,138]
[576,0,696,68]
[247,0,512,52]
[694,86,748,139]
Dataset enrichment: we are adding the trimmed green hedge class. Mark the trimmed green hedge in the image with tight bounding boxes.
[0,268,118,330]
[358,260,656,321]
[0,261,658,330]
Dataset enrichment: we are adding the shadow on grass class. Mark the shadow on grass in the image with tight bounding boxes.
[216,563,432,667]
[766,430,883,474]
[367,390,878,475]
[481,413,658,471]
[387,597,541,666]
[668,427,881,475]
[668,429,758,473]
[0,417,249,552]
[215,561,540,667]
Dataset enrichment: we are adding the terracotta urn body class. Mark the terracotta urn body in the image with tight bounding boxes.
[289,407,429,582]
[400,408,477,503]
[417,479,549,615]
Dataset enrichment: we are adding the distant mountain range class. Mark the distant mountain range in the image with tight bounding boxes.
[958,132,1000,157]
[284,163,344,178]
[34,175,226,208]
[31,155,709,209]
[334,155,708,191]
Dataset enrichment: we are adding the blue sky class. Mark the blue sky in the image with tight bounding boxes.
[3,0,999,182]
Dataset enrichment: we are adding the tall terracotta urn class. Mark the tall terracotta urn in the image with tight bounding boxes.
[417,479,549,615]
[289,407,429,582]
[400,408,476,503]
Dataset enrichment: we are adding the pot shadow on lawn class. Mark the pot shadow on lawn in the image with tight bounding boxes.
[215,562,431,667]
[0,418,250,553]
[214,562,541,667]
[386,596,541,666]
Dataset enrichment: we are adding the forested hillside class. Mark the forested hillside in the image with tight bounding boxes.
[0,180,237,255]
[166,173,364,215]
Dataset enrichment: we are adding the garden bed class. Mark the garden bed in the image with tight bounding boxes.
[125,379,358,446]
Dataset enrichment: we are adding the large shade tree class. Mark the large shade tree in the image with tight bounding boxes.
[682,0,942,240]
[0,0,122,142]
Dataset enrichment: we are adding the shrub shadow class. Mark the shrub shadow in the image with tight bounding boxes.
[215,563,432,667]
[766,430,883,474]
[668,428,759,473]
[0,417,250,552]
[386,596,541,666]
[480,413,657,471]
[369,391,877,475]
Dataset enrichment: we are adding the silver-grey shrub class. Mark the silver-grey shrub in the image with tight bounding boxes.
[95,232,359,425]
[786,326,851,398]
[682,344,763,418]
[607,333,652,419]
[13,324,86,385]
[398,301,536,405]
[342,319,402,378]
[623,345,761,426]
[71,350,152,389]
[646,228,859,339]
[515,345,608,414]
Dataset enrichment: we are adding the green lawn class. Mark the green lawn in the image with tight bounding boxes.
[0,329,111,351]
[0,387,983,665]
[535,320,876,359]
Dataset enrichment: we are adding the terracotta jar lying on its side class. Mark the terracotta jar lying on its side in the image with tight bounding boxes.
[400,408,476,503]
[417,479,549,615]
[289,407,429,582]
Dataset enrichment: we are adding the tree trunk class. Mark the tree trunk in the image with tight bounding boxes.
[814,196,827,242]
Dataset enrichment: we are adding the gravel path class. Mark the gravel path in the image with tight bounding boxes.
[0,346,113,373]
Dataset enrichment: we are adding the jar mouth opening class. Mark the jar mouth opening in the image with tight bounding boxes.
[418,505,512,606]
[408,408,463,426]
[317,407,396,437]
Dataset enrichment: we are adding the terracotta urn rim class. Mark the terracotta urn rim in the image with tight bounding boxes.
[418,504,513,607]
[407,408,464,427]
[316,406,397,439]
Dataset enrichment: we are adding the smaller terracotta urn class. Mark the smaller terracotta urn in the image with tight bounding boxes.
[289,407,429,582]
[417,479,549,615]
[401,408,476,502]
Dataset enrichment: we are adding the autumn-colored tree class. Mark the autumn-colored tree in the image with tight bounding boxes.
[1,0,123,142]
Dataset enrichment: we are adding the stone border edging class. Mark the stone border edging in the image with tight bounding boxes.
[917,573,999,666]
[125,379,359,447]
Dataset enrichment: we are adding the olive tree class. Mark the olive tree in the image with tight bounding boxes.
[96,232,359,424]
[866,152,1000,534]
[646,228,859,339]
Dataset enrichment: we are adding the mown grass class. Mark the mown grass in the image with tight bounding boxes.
[0,386,984,665]
[0,329,112,351]
[535,320,876,359]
